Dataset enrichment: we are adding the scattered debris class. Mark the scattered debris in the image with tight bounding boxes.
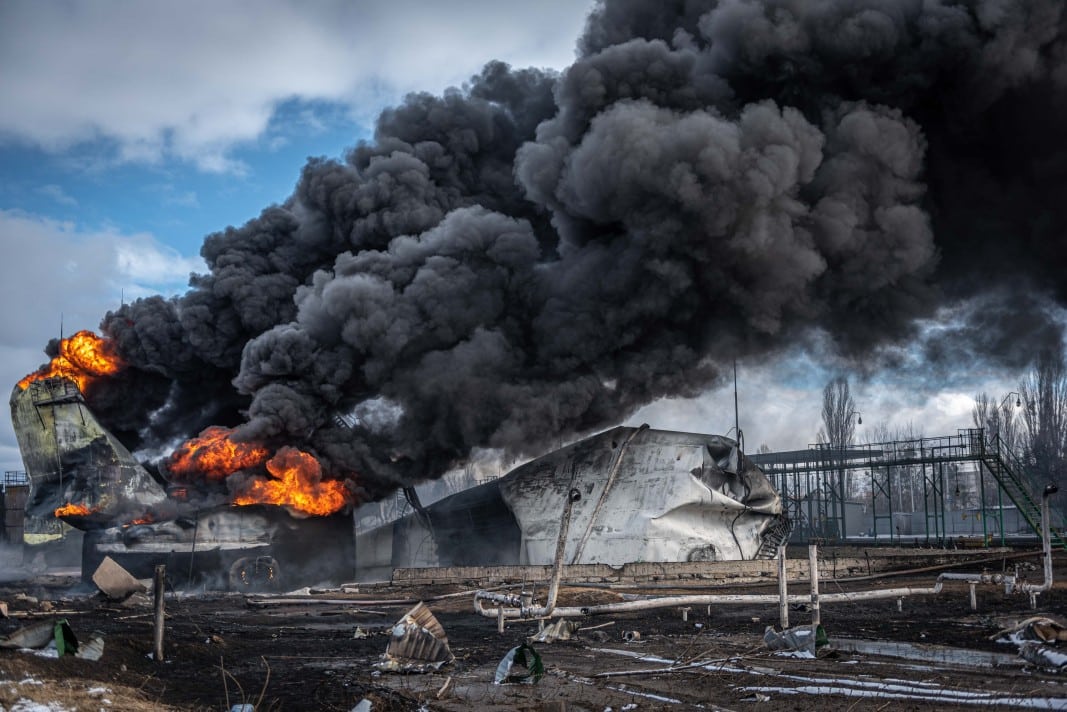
[623,630,641,642]
[494,643,545,684]
[1019,642,1067,670]
[350,700,373,712]
[529,618,580,643]
[77,632,106,661]
[993,616,1067,670]
[352,627,370,639]
[763,625,827,657]
[0,601,7,618]
[92,556,147,600]
[994,616,1067,644]
[53,619,77,656]
[739,692,771,702]
[436,676,454,699]
[375,602,454,673]
[0,618,101,660]
[0,619,55,650]
[120,592,151,608]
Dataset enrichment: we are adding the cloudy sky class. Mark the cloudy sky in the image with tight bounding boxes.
[0,0,1024,476]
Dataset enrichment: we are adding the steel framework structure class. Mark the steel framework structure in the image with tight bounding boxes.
[750,429,1067,549]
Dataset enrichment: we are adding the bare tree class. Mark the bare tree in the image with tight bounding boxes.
[972,391,1021,451]
[821,376,858,449]
[1019,345,1067,490]
[820,377,860,531]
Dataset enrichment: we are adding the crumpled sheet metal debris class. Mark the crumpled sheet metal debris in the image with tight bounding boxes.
[494,643,545,685]
[995,616,1067,670]
[763,625,828,658]
[1019,641,1067,669]
[995,616,1067,644]
[0,618,103,660]
[0,619,55,649]
[92,556,148,600]
[529,619,580,644]
[375,602,454,673]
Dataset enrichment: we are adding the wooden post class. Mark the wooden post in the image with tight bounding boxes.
[808,544,820,631]
[153,564,165,662]
[778,545,789,630]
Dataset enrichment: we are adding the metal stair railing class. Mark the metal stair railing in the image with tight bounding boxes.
[980,434,1067,550]
[754,514,793,560]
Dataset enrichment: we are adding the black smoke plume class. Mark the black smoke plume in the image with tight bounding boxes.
[79,0,1067,501]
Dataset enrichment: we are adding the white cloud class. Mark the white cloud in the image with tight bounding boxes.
[626,353,1021,454]
[37,183,77,206]
[0,209,203,473]
[0,0,593,172]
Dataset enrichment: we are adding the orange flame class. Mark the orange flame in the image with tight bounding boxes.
[54,502,95,518]
[233,448,352,516]
[18,330,125,392]
[167,426,271,481]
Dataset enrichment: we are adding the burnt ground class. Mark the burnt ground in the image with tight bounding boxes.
[2,550,1067,711]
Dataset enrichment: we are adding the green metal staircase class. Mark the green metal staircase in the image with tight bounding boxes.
[979,434,1067,551]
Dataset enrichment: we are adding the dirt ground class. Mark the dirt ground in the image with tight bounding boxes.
[2,549,1067,711]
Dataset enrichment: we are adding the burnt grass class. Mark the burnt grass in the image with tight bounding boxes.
[3,551,1067,711]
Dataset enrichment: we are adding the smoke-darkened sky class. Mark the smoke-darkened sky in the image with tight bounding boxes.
[3,1,1066,497]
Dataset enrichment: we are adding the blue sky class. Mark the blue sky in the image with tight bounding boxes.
[0,0,1022,475]
[0,0,596,473]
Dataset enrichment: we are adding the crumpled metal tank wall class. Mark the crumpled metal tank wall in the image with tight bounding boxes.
[9,378,167,528]
[353,425,786,575]
[498,426,783,564]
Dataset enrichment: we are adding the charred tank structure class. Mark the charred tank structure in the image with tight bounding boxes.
[10,378,168,528]
[11,372,785,587]
[353,426,789,581]
[10,377,353,590]
[14,0,1067,588]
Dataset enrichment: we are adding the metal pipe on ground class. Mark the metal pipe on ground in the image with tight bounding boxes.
[475,485,582,626]
[474,501,1058,622]
[473,581,947,620]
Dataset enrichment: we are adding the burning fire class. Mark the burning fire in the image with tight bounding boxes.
[233,448,352,516]
[54,502,95,518]
[18,330,125,393]
[167,426,271,481]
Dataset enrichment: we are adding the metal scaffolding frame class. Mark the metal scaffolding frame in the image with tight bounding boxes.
[750,429,1066,548]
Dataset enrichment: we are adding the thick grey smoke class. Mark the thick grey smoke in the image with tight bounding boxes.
[78,0,1067,500]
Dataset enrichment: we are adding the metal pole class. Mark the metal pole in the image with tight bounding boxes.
[153,565,165,662]
[733,358,739,447]
[997,479,1006,547]
[980,460,989,546]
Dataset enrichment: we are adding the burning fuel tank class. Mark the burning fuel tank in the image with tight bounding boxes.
[10,378,168,527]
[10,377,353,589]
[352,425,789,581]
[80,505,354,590]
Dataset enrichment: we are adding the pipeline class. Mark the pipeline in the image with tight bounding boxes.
[475,485,1059,624]
[1019,484,1058,608]
[474,574,944,620]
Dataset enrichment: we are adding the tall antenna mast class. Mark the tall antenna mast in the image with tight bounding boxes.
[733,358,741,449]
